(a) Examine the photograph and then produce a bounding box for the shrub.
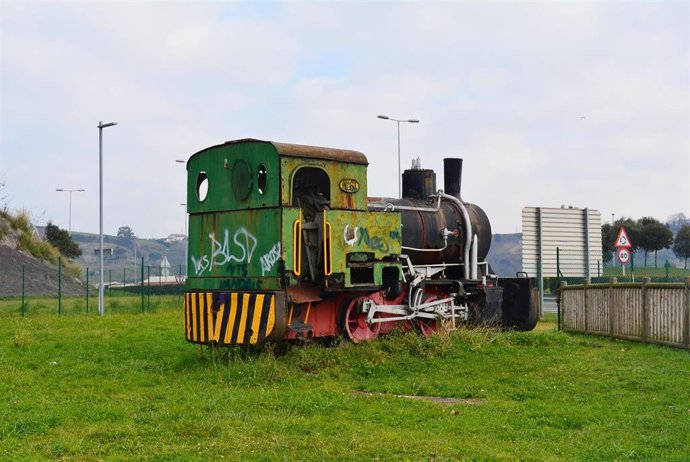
[18,232,59,264]
[10,210,32,234]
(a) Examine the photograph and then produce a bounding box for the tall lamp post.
[55,188,85,235]
[377,115,419,198]
[180,203,187,278]
[176,160,187,277]
[98,121,117,316]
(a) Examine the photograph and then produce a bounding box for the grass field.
[602,266,690,279]
[1,297,689,461]
[0,294,180,318]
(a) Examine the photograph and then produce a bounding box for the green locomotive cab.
[183,139,403,346]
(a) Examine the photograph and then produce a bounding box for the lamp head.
[377,115,390,120]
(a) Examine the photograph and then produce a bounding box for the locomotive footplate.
[184,291,287,346]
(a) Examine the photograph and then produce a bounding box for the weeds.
[13,329,33,348]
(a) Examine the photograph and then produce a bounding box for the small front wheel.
[341,296,381,343]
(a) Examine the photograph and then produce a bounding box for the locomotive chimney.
[443,158,463,199]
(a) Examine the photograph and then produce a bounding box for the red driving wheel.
[343,296,381,343]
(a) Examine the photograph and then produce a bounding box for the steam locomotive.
[182,139,538,346]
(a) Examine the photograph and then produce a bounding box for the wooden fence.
[560,278,690,349]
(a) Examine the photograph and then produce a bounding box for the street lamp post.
[98,121,117,316]
[176,160,188,277]
[180,203,187,278]
[611,213,616,267]
[377,115,420,198]
[55,188,85,235]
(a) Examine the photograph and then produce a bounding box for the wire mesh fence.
[2,258,186,317]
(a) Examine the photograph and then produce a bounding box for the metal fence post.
[21,264,25,317]
[141,257,144,313]
[86,268,90,313]
[631,252,635,283]
[58,256,62,315]
[558,280,566,331]
[123,268,126,296]
[108,269,112,296]
[147,265,150,310]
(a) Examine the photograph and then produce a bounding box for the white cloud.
[1,0,687,238]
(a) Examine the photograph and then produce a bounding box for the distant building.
[165,234,186,243]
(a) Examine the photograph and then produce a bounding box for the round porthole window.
[232,159,251,201]
[196,171,209,202]
[257,164,267,195]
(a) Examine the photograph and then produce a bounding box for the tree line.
[602,213,690,269]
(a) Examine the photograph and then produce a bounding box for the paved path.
[543,294,558,313]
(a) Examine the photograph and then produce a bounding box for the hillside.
[0,214,83,297]
[68,231,186,282]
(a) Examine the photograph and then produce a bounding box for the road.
[542,294,558,313]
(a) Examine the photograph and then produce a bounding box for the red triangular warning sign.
[614,227,632,249]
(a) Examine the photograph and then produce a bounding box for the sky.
[1,0,688,238]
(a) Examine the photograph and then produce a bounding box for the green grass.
[1,301,689,461]
[603,266,690,279]
[0,295,180,318]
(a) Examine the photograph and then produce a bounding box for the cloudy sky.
[1,1,688,238]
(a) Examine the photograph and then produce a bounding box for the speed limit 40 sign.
[617,248,630,265]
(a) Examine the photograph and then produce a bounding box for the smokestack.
[443,158,463,199]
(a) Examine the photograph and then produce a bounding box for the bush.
[18,232,60,264]
[45,222,82,258]
[10,210,32,234]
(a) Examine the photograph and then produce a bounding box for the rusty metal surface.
[188,138,368,166]
[272,141,368,165]
[366,197,491,266]
[286,284,323,304]
[280,157,369,211]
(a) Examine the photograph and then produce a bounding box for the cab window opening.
[196,171,209,202]
[258,164,267,195]
[292,167,330,220]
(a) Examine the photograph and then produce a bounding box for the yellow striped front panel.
[184,292,278,346]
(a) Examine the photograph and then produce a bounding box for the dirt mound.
[0,215,84,297]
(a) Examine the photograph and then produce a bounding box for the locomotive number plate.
[339,178,360,193]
